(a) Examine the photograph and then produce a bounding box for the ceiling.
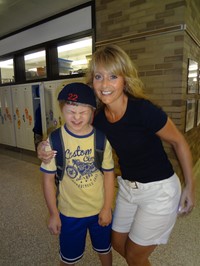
[0,0,89,39]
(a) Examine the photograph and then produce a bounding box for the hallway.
[0,150,199,266]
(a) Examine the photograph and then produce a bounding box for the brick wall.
[95,0,200,179]
[95,0,185,41]
[185,0,200,41]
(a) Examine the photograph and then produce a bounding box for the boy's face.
[61,103,94,135]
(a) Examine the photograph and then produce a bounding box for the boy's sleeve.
[101,139,114,171]
[40,137,57,174]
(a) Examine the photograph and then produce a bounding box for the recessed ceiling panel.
[0,0,89,38]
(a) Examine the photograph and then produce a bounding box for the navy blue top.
[93,98,174,183]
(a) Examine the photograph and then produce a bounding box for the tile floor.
[0,148,199,266]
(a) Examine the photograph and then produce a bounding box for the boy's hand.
[98,208,112,227]
[37,140,57,164]
[48,213,61,235]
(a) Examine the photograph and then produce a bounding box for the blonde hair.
[86,44,147,100]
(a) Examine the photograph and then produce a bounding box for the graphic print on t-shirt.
[65,145,98,188]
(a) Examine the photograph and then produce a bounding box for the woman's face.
[93,66,126,106]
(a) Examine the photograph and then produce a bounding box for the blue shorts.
[59,213,112,264]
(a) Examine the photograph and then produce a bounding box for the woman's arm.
[156,117,195,214]
[43,173,61,234]
[98,170,115,226]
[37,141,57,164]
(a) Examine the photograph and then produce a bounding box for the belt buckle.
[129,181,138,189]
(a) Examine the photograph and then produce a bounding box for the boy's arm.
[98,170,115,226]
[43,172,61,235]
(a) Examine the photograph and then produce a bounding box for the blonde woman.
[86,45,195,266]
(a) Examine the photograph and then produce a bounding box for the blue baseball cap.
[57,82,96,109]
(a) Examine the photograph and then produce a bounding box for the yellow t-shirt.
[40,125,114,218]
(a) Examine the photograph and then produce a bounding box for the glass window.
[25,50,46,80]
[57,37,92,76]
[0,59,15,84]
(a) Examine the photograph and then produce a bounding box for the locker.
[42,80,63,136]
[11,84,37,151]
[0,86,16,146]
[0,79,86,150]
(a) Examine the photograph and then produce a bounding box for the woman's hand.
[37,140,56,164]
[178,185,195,215]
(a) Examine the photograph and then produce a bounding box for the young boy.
[40,82,115,266]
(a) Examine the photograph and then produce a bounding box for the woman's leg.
[112,230,156,266]
[125,238,156,266]
[112,230,129,258]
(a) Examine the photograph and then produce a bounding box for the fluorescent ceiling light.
[28,68,37,72]
[25,51,46,61]
[58,39,92,53]
[0,59,13,68]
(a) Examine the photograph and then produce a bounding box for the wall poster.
[199,68,200,94]
[185,99,196,132]
[197,99,200,126]
[187,59,198,94]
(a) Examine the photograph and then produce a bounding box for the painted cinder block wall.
[95,0,200,180]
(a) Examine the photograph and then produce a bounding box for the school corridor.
[0,148,199,266]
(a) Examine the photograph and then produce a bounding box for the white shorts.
[112,173,181,246]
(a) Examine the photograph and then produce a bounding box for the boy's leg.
[89,214,112,266]
[98,250,112,266]
[59,213,87,265]
[60,261,75,266]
